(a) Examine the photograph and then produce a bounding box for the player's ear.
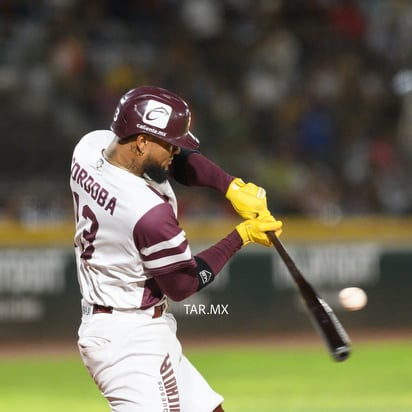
[135,134,148,155]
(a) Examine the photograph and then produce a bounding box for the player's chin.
[144,163,169,183]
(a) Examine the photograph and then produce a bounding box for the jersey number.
[73,192,99,260]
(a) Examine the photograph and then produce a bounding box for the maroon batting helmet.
[110,86,200,150]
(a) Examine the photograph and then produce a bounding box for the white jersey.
[70,130,193,310]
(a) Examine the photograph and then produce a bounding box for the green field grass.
[0,339,410,412]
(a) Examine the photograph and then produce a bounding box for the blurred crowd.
[1,0,412,225]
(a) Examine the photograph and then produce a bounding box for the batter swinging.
[70,86,282,411]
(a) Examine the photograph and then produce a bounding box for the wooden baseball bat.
[267,231,351,362]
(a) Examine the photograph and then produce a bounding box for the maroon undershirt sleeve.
[157,151,241,300]
[196,230,242,274]
[170,150,235,193]
[154,230,243,301]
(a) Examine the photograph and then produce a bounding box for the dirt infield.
[0,328,410,358]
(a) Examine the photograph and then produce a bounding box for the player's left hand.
[236,214,283,247]
[226,177,269,219]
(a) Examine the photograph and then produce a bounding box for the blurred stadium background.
[0,0,411,349]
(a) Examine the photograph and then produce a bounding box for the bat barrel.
[268,230,352,363]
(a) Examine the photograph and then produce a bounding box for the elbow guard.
[194,256,215,290]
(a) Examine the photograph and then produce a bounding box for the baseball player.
[70,86,282,412]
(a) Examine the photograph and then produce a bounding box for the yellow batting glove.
[226,178,269,219]
[236,215,283,247]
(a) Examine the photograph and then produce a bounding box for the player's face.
[143,136,180,183]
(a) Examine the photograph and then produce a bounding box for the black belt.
[92,303,166,318]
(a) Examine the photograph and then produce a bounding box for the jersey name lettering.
[71,161,117,215]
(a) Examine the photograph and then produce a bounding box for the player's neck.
[102,148,143,177]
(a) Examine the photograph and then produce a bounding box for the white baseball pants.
[78,304,223,411]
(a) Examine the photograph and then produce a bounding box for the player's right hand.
[236,215,282,247]
[225,177,269,219]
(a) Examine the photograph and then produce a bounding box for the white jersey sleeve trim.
[140,231,187,256]
[143,245,192,270]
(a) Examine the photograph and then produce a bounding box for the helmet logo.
[142,100,172,129]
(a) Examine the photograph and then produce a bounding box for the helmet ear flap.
[110,86,200,150]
